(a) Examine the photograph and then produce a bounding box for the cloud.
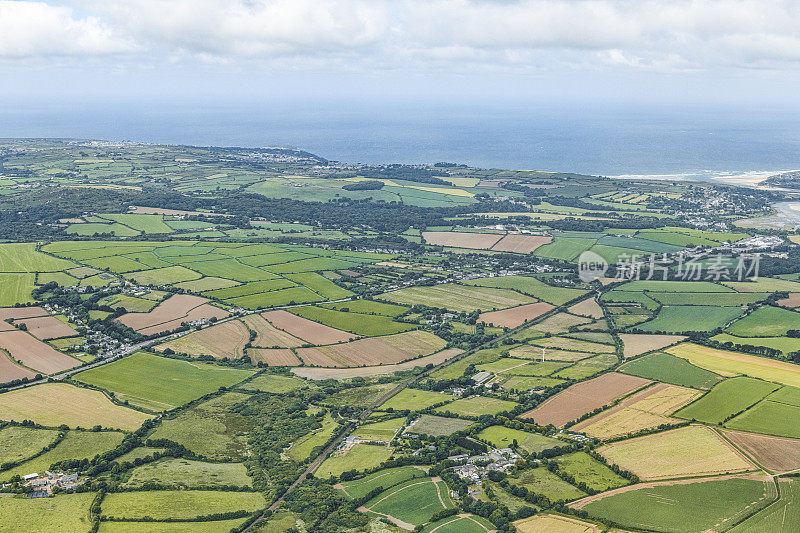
[5,0,800,72]
[0,1,133,57]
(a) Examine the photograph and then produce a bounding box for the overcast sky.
[2,0,800,104]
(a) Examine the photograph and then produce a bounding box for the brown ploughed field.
[0,330,81,374]
[261,310,358,345]
[478,302,554,328]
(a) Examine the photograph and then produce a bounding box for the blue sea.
[2,99,800,180]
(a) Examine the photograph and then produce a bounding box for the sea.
[2,99,800,183]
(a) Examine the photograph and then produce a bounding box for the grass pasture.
[289,305,414,336]
[633,305,745,334]
[513,514,601,533]
[353,417,405,442]
[380,284,535,313]
[408,414,472,437]
[421,514,495,533]
[433,396,517,417]
[238,373,308,394]
[725,397,800,439]
[511,467,586,502]
[731,478,800,532]
[286,413,338,461]
[477,426,562,454]
[100,490,266,520]
[317,444,393,478]
[0,492,94,533]
[725,305,800,337]
[380,388,452,412]
[124,458,252,488]
[0,425,60,465]
[554,452,630,492]
[464,275,589,305]
[74,351,254,411]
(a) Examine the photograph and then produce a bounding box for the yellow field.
[598,425,755,481]
[0,383,151,430]
[573,384,701,440]
[514,514,600,533]
[666,343,800,387]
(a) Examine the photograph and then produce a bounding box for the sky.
[2,0,800,106]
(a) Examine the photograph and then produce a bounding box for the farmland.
[3,141,800,531]
[74,351,254,411]
[598,425,755,480]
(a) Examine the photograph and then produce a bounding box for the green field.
[725,306,800,337]
[553,354,618,380]
[0,492,94,533]
[337,466,427,500]
[511,467,585,502]
[711,333,800,355]
[730,478,800,532]
[322,383,397,409]
[364,477,455,526]
[620,352,722,389]
[675,376,780,424]
[317,444,393,478]
[321,299,408,317]
[554,452,630,492]
[380,284,535,313]
[124,458,252,488]
[379,388,452,411]
[0,243,76,272]
[151,393,251,460]
[289,305,414,336]
[74,351,254,411]
[0,273,36,306]
[353,417,405,441]
[477,426,562,453]
[725,396,800,438]
[100,490,266,520]
[634,305,745,333]
[2,430,124,481]
[463,275,589,305]
[581,477,774,533]
[101,213,175,234]
[433,396,517,417]
[0,425,60,466]
[421,514,495,533]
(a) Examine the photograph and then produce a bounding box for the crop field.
[675,376,780,424]
[554,452,630,492]
[0,382,151,430]
[247,348,301,366]
[322,299,408,317]
[100,490,266,520]
[0,274,38,306]
[0,492,94,533]
[633,305,745,333]
[725,306,800,337]
[336,466,427,500]
[296,330,447,367]
[0,330,81,374]
[511,313,592,339]
[464,275,589,306]
[618,333,686,358]
[291,349,461,379]
[0,425,60,465]
[777,292,800,308]
[321,383,397,409]
[117,294,229,335]
[98,519,247,532]
[723,430,800,472]
[352,417,405,441]
[380,283,535,313]
[156,319,250,359]
[511,467,586,501]
[598,425,755,480]
[619,351,722,388]
[514,514,601,533]
[578,476,774,533]
[42,240,388,309]
[241,314,304,347]
[422,231,503,249]
[289,305,414,336]
[477,426,562,453]
[124,458,252,488]
[422,514,496,533]
[433,396,518,417]
[477,302,554,328]
[573,383,701,439]
[725,397,800,439]
[2,430,124,481]
[17,315,78,340]
[74,351,254,411]
[0,351,36,383]
[731,478,800,532]
[362,477,455,527]
[151,393,251,459]
[522,372,651,427]
[261,310,358,344]
[711,333,800,355]
[380,388,452,411]
[534,237,597,261]
[501,375,567,391]
[408,414,473,436]
[317,443,393,478]
[552,354,619,380]
[509,345,594,363]
[666,343,800,388]
[567,298,604,319]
